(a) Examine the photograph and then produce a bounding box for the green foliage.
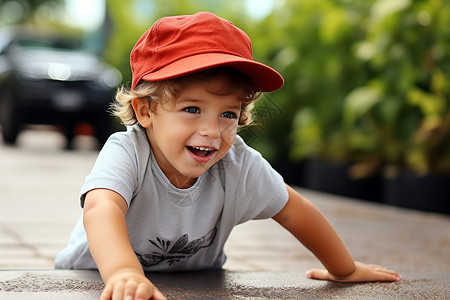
[242,0,372,163]
[251,0,450,176]
[0,0,64,25]
[341,0,450,176]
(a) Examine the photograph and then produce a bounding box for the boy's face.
[145,76,242,188]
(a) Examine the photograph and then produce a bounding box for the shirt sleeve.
[232,140,289,224]
[79,132,143,208]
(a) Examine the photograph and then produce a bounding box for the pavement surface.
[1,128,450,299]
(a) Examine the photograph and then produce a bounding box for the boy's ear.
[132,98,152,128]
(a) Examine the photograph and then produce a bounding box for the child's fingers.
[373,269,401,281]
[367,264,402,281]
[380,273,402,282]
[134,282,151,300]
[305,268,330,280]
[112,281,126,300]
[306,263,401,282]
[124,280,138,299]
[100,284,113,300]
[376,269,402,281]
[133,282,167,300]
[152,286,168,300]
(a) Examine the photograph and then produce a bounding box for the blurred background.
[0,0,449,215]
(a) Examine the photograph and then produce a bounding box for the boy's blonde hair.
[111,67,261,127]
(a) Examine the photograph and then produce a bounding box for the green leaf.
[408,88,444,116]
[343,85,382,128]
[371,0,411,20]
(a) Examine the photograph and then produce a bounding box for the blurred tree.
[240,0,375,162]
[0,0,64,24]
[240,0,450,178]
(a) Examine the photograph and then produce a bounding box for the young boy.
[55,12,400,300]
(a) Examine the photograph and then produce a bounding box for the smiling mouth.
[187,146,216,157]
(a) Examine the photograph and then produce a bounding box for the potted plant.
[335,0,450,213]
[252,0,450,214]
[253,0,383,200]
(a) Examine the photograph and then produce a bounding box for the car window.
[15,36,83,51]
[0,33,12,54]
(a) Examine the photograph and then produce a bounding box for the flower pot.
[301,158,382,202]
[273,158,306,187]
[383,173,450,215]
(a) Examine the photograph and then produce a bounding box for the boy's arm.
[83,189,166,299]
[272,185,401,282]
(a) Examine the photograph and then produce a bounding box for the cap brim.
[140,53,284,92]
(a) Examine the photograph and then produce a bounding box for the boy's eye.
[221,111,238,119]
[184,107,200,114]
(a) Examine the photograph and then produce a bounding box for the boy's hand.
[100,268,166,300]
[306,261,401,283]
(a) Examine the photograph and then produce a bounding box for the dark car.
[0,27,122,148]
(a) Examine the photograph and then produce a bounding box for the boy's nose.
[199,117,220,139]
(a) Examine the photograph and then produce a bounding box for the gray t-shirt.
[55,125,288,271]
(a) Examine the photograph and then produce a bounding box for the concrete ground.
[1,128,450,299]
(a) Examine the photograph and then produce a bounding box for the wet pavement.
[1,269,449,299]
[1,128,450,299]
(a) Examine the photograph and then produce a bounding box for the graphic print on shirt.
[135,227,217,267]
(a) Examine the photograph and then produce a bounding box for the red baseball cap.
[130,12,284,92]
